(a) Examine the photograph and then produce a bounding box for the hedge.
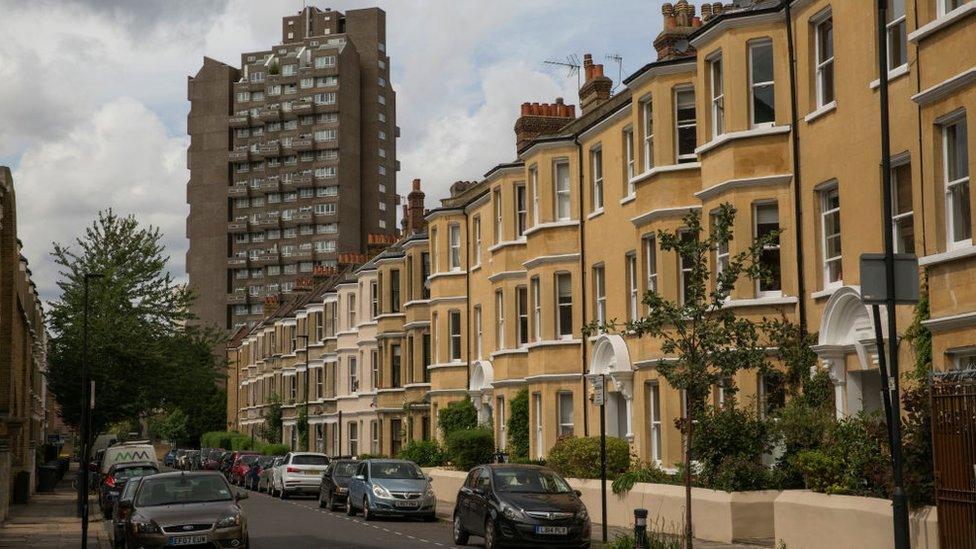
[445,428,494,471]
[261,443,289,456]
[397,439,447,467]
[546,436,630,480]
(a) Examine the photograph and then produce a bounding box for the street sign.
[860,253,920,304]
[592,374,605,406]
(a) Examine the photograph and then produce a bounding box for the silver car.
[271,452,329,499]
[346,459,436,521]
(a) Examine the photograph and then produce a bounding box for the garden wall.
[774,490,939,549]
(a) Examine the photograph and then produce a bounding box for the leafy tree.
[437,398,478,439]
[586,204,775,548]
[259,394,283,443]
[506,388,530,459]
[297,404,309,451]
[900,273,934,506]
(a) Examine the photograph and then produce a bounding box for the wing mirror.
[427,476,434,483]
[574,490,582,497]
[353,474,365,481]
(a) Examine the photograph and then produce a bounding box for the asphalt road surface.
[240,490,474,549]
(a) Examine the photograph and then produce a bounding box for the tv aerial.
[606,53,624,92]
[544,54,582,89]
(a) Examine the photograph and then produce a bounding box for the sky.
[0,0,666,303]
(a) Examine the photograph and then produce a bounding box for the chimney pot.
[412,178,421,191]
[593,64,604,78]
[521,103,531,115]
[555,97,564,105]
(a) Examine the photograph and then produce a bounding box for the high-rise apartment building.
[187,6,398,332]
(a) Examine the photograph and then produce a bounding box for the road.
[240,491,474,549]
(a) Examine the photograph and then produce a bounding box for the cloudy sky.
[0,0,666,302]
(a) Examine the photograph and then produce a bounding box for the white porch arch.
[813,286,886,418]
[588,334,635,441]
[469,360,495,425]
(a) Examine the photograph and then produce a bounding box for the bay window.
[943,115,970,248]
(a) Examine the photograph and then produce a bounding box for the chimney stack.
[654,0,702,61]
[406,178,427,234]
[513,97,576,152]
[579,53,613,115]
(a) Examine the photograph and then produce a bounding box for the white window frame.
[531,277,542,342]
[891,159,914,254]
[814,14,835,108]
[884,0,907,71]
[709,54,725,138]
[493,189,504,243]
[648,383,662,463]
[495,290,505,350]
[516,285,529,347]
[554,161,571,221]
[748,39,775,127]
[675,87,697,163]
[473,216,482,266]
[713,212,730,283]
[349,356,358,393]
[515,183,527,237]
[530,167,540,227]
[679,231,695,305]
[938,0,966,17]
[533,393,543,459]
[449,309,462,362]
[555,272,573,340]
[820,185,843,286]
[448,223,462,271]
[593,265,606,326]
[943,114,971,250]
[590,147,604,212]
[641,96,654,171]
[497,396,507,450]
[474,305,483,359]
[627,253,639,322]
[644,235,658,294]
[755,202,782,297]
[623,127,636,194]
[557,392,574,437]
[370,280,379,319]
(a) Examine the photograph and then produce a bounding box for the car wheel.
[279,488,289,500]
[318,491,326,508]
[362,497,373,521]
[345,497,356,516]
[452,513,469,545]
[484,517,497,549]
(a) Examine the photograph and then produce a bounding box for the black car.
[452,464,590,549]
[244,456,275,491]
[112,476,146,548]
[317,459,358,511]
[99,461,158,518]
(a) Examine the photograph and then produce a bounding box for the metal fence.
[931,371,976,548]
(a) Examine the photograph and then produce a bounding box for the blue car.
[346,459,437,521]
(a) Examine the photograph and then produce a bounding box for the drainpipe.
[785,0,808,334]
[575,136,590,437]
[912,0,927,254]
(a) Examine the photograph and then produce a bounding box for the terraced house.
[229,0,975,467]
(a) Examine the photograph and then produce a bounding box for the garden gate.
[931,370,976,548]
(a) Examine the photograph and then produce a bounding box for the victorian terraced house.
[229,0,975,467]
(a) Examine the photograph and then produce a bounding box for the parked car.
[98,461,159,518]
[270,452,329,499]
[451,464,590,549]
[318,459,358,511]
[258,456,284,493]
[112,476,145,548]
[230,453,261,486]
[219,452,236,477]
[99,441,158,476]
[244,456,276,491]
[118,471,249,549]
[162,450,176,468]
[346,459,436,521]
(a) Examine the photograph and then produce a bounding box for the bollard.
[633,508,648,549]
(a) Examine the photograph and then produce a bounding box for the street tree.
[585,204,775,548]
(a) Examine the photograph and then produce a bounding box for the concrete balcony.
[292,101,313,115]
[229,148,250,163]
[253,216,280,229]
[228,219,249,233]
[261,176,280,193]
[260,141,280,156]
[259,105,280,121]
[280,211,313,227]
[313,102,337,115]
[293,137,313,151]
[281,173,312,189]
[314,138,339,151]
[228,184,249,197]
[228,256,249,268]
[254,251,280,265]
[228,290,248,304]
[229,114,250,128]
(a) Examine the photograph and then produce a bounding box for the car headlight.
[501,504,525,522]
[371,484,391,498]
[577,505,589,521]
[215,513,242,528]
[424,486,435,499]
[131,519,159,534]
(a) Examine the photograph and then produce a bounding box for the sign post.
[592,374,607,543]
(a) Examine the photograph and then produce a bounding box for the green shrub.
[792,413,888,497]
[397,439,447,467]
[445,428,494,471]
[773,398,836,488]
[201,431,249,451]
[438,398,478,439]
[612,461,677,494]
[261,443,289,456]
[546,436,629,480]
[357,453,385,460]
[506,388,529,460]
[230,434,257,451]
[693,405,776,491]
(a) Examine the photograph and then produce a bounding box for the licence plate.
[168,535,207,545]
[394,500,419,508]
[307,469,323,475]
[535,526,568,535]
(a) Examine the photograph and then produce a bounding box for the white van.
[99,441,158,474]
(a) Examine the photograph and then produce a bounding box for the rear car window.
[292,455,328,466]
[333,462,358,477]
[115,466,157,480]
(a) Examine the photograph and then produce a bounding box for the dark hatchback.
[452,464,590,549]
[317,459,358,511]
[98,461,158,519]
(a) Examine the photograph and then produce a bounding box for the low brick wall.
[774,490,939,549]
[423,468,778,544]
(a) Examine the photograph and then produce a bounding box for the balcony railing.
[229,114,250,128]
[259,105,280,121]
[229,148,250,162]
[228,290,248,304]
[228,219,249,233]
[260,141,280,156]
[292,101,313,115]
[228,184,249,197]
[228,256,248,267]
[293,137,313,151]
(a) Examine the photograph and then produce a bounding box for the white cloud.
[14,98,188,301]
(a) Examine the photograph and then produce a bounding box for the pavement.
[0,463,111,548]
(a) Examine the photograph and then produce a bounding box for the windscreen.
[492,469,572,494]
[370,461,424,480]
[115,465,157,480]
[333,462,359,477]
[135,475,233,507]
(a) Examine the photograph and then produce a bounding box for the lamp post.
[296,334,310,451]
[78,272,102,549]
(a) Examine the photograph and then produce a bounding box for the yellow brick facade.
[229,0,976,466]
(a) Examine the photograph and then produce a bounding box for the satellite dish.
[675,39,690,54]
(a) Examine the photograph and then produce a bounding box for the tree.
[259,394,283,444]
[506,388,530,460]
[587,204,774,548]
[437,398,478,439]
[46,210,223,440]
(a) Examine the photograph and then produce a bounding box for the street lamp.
[296,335,310,451]
[77,271,102,549]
